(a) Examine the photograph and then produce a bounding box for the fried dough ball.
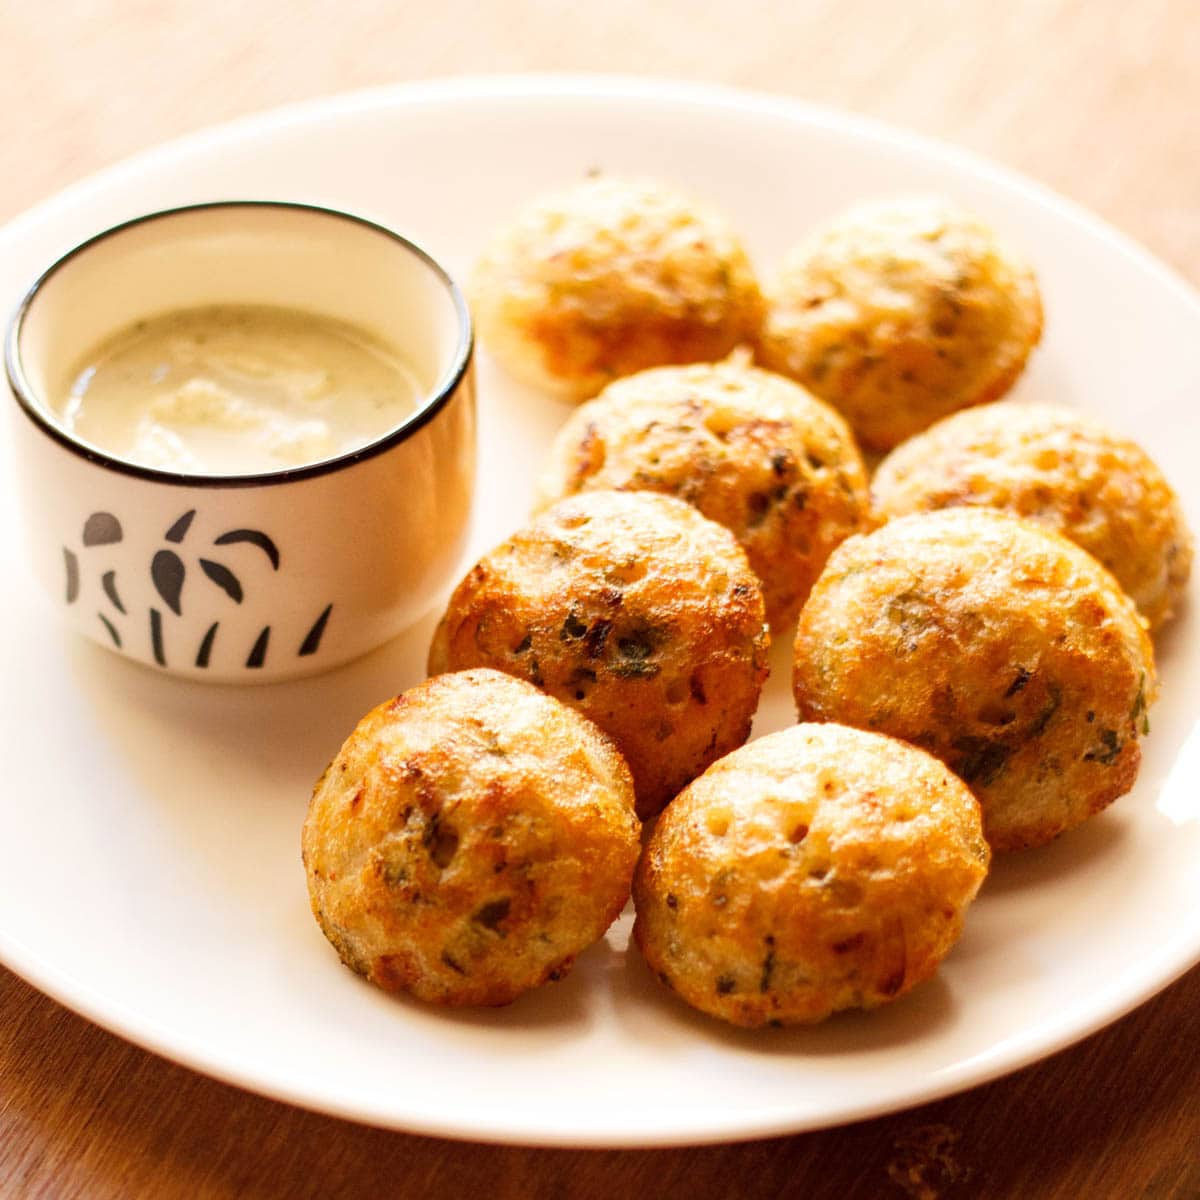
[470,176,763,400]
[302,669,640,1007]
[429,492,770,819]
[757,195,1043,450]
[872,402,1193,631]
[536,355,871,630]
[633,723,989,1027]
[793,510,1156,852]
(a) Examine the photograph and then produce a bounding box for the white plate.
[3,76,1199,1148]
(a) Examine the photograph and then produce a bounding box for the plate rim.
[2,72,1199,1148]
[5,72,1198,320]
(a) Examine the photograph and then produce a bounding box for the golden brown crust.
[633,723,989,1027]
[872,402,1193,630]
[301,669,640,1006]
[428,491,770,818]
[536,355,871,630]
[756,195,1043,451]
[470,176,763,400]
[791,509,1156,851]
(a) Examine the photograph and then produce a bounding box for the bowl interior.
[13,203,468,464]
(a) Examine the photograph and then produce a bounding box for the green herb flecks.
[951,736,1012,787]
[560,609,588,641]
[610,626,661,679]
[1029,685,1063,738]
[759,936,777,993]
[1084,729,1122,765]
[887,589,933,652]
[1131,672,1150,736]
[1004,666,1032,698]
[584,618,613,658]
[441,950,468,975]
[472,898,511,934]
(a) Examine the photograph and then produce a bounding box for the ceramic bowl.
[5,201,475,682]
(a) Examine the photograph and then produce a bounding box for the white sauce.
[59,305,423,474]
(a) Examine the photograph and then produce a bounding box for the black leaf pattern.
[101,570,126,614]
[199,559,244,603]
[165,510,197,544]
[151,550,185,615]
[63,548,79,604]
[64,503,315,671]
[298,604,332,657]
[82,512,123,546]
[246,626,270,668]
[214,529,280,570]
[195,622,219,668]
[149,608,165,666]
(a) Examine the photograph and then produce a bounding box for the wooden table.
[3,3,1198,1196]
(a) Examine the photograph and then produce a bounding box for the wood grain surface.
[2,2,1199,1197]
